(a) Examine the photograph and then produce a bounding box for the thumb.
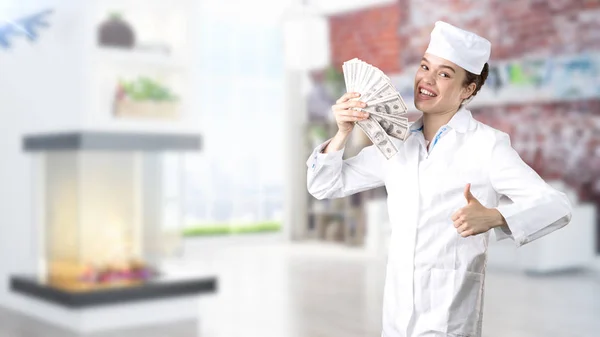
[464,183,477,204]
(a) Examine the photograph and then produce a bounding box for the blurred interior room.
[0,0,599,336]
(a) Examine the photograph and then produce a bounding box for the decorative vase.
[98,13,135,48]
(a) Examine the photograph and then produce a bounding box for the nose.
[423,72,435,86]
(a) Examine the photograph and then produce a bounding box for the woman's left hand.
[451,183,507,237]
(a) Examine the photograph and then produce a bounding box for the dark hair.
[463,63,489,98]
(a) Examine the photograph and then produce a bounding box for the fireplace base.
[10,274,216,308]
[9,274,217,333]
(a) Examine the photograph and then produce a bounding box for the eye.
[440,72,450,78]
[421,64,428,70]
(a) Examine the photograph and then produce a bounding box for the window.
[183,3,286,235]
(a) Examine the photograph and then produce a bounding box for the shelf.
[93,47,186,71]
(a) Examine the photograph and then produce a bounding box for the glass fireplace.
[23,132,200,293]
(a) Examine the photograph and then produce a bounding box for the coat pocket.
[429,268,484,336]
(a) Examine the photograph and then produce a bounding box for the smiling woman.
[414,55,483,118]
[414,56,490,124]
[307,20,572,337]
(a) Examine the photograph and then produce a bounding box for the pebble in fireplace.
[79,260,156,286]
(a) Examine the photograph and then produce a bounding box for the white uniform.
[306,107,572,337]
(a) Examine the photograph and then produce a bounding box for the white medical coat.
[306,107,572,337]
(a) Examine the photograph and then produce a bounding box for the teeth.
[420,88,436,97]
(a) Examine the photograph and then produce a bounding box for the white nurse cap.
[425,21,491,75]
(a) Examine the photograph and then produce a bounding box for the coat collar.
[409,106,475,134]
[447,106,475,133]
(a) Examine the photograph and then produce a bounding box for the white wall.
[0,0,80,309]
[1,0,84,133]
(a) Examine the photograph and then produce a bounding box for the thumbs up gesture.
[451,183,506,238]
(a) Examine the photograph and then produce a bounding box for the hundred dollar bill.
[362,109,408,125]
[360,75,388,102]
[356,118,398,159]
[369,114,410,141]
[352,106,408,125]
[342,58,412,159]
[369,82,402,103]
[364,93,408,116]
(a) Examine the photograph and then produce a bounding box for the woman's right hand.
[331,92,370,134]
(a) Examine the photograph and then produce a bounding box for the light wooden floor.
[1,243,599,337]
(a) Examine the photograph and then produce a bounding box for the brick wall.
[328,2,407,73]
[490,0,600,59]
[328,0,600,71]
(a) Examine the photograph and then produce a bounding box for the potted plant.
[114,76,180,119]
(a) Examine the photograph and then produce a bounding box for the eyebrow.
[421,57,456,73]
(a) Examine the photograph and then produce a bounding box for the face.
[413,53,475,115]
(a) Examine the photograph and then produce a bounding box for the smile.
[419,88,437,97]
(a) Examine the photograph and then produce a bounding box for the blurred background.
[0,0,599,336]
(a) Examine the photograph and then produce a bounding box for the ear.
[460,82,476,100]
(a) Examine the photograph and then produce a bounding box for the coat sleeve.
[306,139,385,200]
[490,133,572,247]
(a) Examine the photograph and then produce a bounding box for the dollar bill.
[356,118,398,159]
[367,92,407,108]
[363,100,407,117]
[369,114,410,141]
[368,82,401,102]
[342,58,411,159]
[363,109,408,126]
[360,76,388,102]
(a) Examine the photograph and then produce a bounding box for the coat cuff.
[306,139,344,172]
[494,205,530,246]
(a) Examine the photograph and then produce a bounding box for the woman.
[306,21,572,337]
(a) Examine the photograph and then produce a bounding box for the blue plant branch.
[0,9,53,49]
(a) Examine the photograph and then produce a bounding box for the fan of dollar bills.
[342,58,410,159]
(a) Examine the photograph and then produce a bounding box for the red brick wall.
[328,0,600,70]
[328,2,407,73]
[490,0,600,59]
